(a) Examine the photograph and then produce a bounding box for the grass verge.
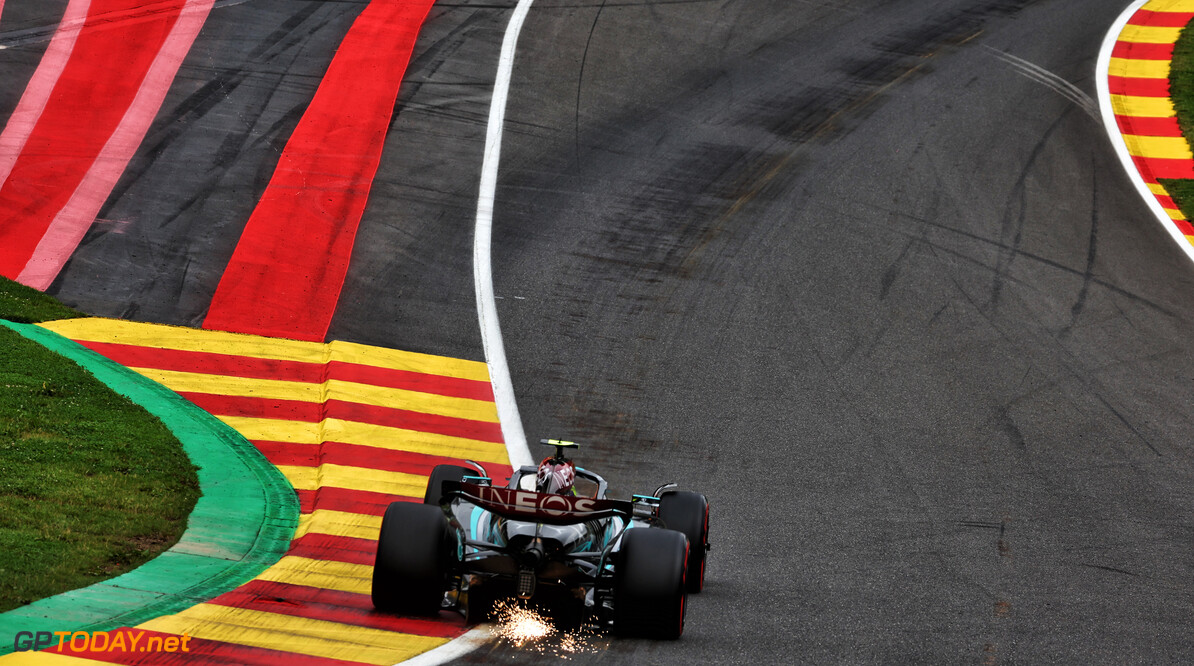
[0,277,199,612]
[1160,19,1194,215]
[0,278,85,324]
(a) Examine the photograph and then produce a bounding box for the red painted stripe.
[330,361,495,402]
[17,0,215,290]
[181,393,503,443]
[288,533,377,566]
[202,0,438,341]
[79,340,328,382]
[0,0,91,189]
[327,399,501,441]
[1108,75,1170,97]
[209,579,467,638]
[77,341,494,401]
[1112,41,1174,60]
[254,440,511,479]
[1116,114,1184,137]
[181,392,324,421]
[44,628,370,665]
[254,440,321,467]
[1128,10,1194,27]
[0,0,184,280]
[1156,194,1180,210]
[296,487,416,516]
[1177,219,1194,235]
[1133,155,1194,179]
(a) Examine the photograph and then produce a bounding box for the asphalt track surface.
[6,0,1194,663]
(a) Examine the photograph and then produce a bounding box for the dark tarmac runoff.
[4,0,1194,662]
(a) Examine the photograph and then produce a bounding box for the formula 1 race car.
[370,440,710,639]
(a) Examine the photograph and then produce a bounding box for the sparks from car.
[490,600,597,655]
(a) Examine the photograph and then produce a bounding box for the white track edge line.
[395,629,491,666]
[393,3,537,664]
[1095,0,1194,266]
[472,0,536,472]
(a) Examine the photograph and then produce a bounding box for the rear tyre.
[614,528,688,639]
[658,491,710,593]
[372,502,455,614]
[424,464,473,505]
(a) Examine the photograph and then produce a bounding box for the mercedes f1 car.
[370,440,710,639]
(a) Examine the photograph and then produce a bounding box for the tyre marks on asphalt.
[1106,2,1194,241]
[0,0,214,290]
[23,317,514,665]
[201,0,437,343]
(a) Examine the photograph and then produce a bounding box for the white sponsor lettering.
[470,484,610,519]
[515,490,537,510]
[541,494,570,517]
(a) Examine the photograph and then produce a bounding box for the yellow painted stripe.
[1150,181,1173,195]
[134,367,328,401]
[1186,234,1194,245]
[1108,56,1170,79]
[1122,133,1194,159]
[254,556,373,595]
[277,463,427,498]
[217,416,510,464]
[1144,0,1194,12]
[128,368,499,422]
[0,653,113,665]
[1166,207,1187,220]
[1110,93,1177,118]
[331,340,490,382]
[329,377,499,421]
[1118,24,1183,44]
[141,604,445,665]
[39,318,490,381]
[296,509,382,540]
[40,318,330,363]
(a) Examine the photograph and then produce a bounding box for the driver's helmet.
[536,457,576,495]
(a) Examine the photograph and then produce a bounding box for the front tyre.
[658,491,710,592]
[372,502,455,614]
[614,528,688,639]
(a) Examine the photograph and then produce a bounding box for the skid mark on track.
[560,0,1043,302]
[574,0,609,174]
[100,1,345,213]
[1059,170,1101,339]
[984,46,1100,120]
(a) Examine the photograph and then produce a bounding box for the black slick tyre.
[658,491,710,593]
[424,464,473,505]
[614,528,688,639]
[371,501,455,614]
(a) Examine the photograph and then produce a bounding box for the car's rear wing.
[443,481,634,525]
